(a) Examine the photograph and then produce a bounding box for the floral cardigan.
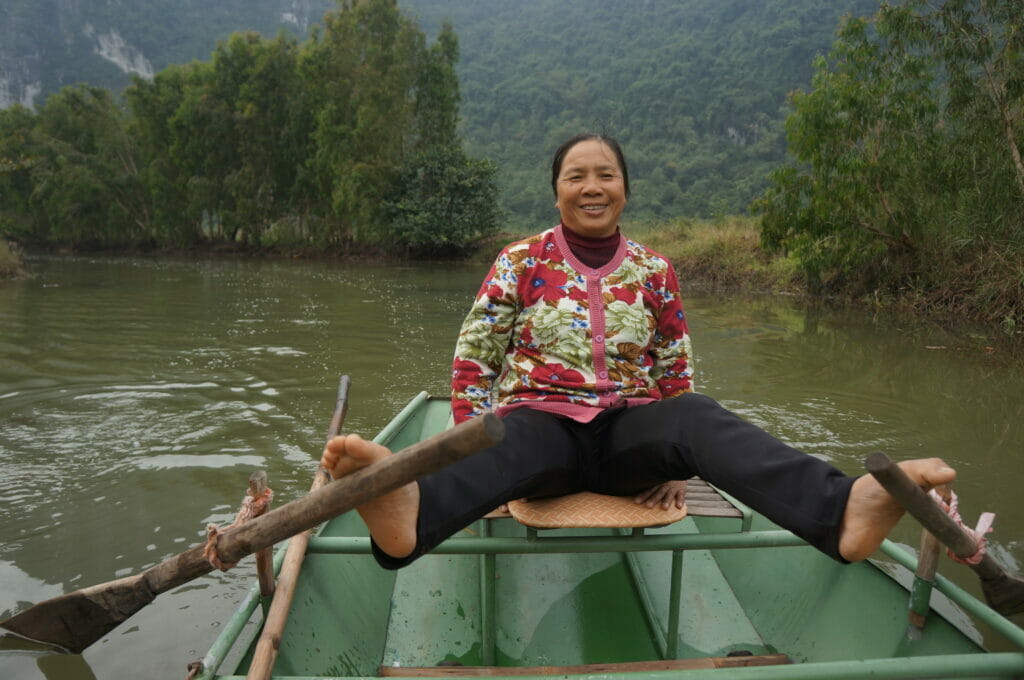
[451,225,692,425]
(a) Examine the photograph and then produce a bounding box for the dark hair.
[550,133,630,198]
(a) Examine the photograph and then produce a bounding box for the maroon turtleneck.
[561,224,622,269]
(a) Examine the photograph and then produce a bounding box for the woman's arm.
[451,255,519,424]
[649,262,693,397]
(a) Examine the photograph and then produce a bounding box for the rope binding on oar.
[929,488,995,566]
[203,486,274,571]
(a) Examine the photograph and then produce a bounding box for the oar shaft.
[865,452,978,558]
[247,376,352,680]
[865,452,1007,582]
[865,452,1024,618]
[154,412,503,595]
[0,413,503,653]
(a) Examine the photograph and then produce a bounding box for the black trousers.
[372,392,856,568]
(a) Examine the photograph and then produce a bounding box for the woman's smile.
[555,139,626,238]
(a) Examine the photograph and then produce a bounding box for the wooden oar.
[906,484,949,638]
[865,452,1024,617]
[0,411,504,654]
[246,376,351,680]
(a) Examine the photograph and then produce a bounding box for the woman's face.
[554,139,627,238]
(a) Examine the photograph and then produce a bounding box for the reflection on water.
[1,256,1023,677]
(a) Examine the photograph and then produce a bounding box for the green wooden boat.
[195,393,1024,680]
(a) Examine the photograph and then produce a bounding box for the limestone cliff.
[0,0,332,108]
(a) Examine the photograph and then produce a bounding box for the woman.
[322,133,955,568]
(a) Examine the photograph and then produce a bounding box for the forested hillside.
[400,0,881,227]
[2,0,880,228]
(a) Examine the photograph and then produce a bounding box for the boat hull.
[201,394,1024,679]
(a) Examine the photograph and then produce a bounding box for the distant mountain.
[1,0,882,222]
[399,0,882,224]
[0,0,334,108]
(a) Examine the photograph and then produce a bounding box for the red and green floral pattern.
[451,225,692,424]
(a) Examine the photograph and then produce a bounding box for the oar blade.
[1,574,153,654]
[981,571,1024,617]
[1,412,505,654]
[866,452,1024,618]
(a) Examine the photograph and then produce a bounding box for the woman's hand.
[634,480,687,509]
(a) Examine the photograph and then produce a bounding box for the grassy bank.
[632,216,1022,347]
[474,216,796,292]
[625,216,798,292]
[0,241,26,279]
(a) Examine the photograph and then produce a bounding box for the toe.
[904,458,957,488]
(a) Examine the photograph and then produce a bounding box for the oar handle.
[216,412,504,570]
[247,375,353,680]
[864,452,978,558]
[326,375,351,442]
[313,376,352,488]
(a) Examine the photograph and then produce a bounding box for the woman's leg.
[588,393,855,560]
[372,408,586,569]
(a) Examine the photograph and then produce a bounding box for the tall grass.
[626,216,798,291]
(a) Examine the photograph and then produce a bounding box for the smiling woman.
[552,135,630,238]
[318,133,958,572]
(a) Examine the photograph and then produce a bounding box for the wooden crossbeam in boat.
[683,478,743,519]
[380,654,791,676]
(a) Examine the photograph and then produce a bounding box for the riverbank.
[0,241,26,279]
[469,216,798,293]
[10,215,1021,350]
[475,215,1022,353]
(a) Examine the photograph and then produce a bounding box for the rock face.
[0,0,333,109]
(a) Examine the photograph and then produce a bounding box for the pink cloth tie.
[930,489,994,566]
[203,487,273,571]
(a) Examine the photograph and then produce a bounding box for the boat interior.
[202,395,1024,680]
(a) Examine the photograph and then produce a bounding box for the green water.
[1,255,1022,678]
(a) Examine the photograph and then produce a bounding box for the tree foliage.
[5,0,882,230]
[757,0,1024,328]
[402,0,881,230]
[0,0,498,254]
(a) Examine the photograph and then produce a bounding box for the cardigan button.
[598,370,608,379]
[594,334,604,343]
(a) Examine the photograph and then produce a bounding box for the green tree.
[0,105,40,240]
[757,0,1024,326]
[125,64,205,245]
[383,145,499,255]
[3,0,499,255]
[26,86,146,247]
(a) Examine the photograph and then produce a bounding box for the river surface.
[1,255,1022,679]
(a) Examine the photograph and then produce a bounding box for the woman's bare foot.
[320,434,420,559]
[838,458,956,562]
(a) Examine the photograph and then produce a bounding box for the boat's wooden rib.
[682,478,743,518]
[379,654,792,676]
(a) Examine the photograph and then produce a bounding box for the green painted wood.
[381,552,485,668]
[215,651,1024,679]
[626,521,770,660]
[700,513,986,664]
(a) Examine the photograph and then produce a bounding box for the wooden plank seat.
[380,654,792,676]
[482,477,742,528]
